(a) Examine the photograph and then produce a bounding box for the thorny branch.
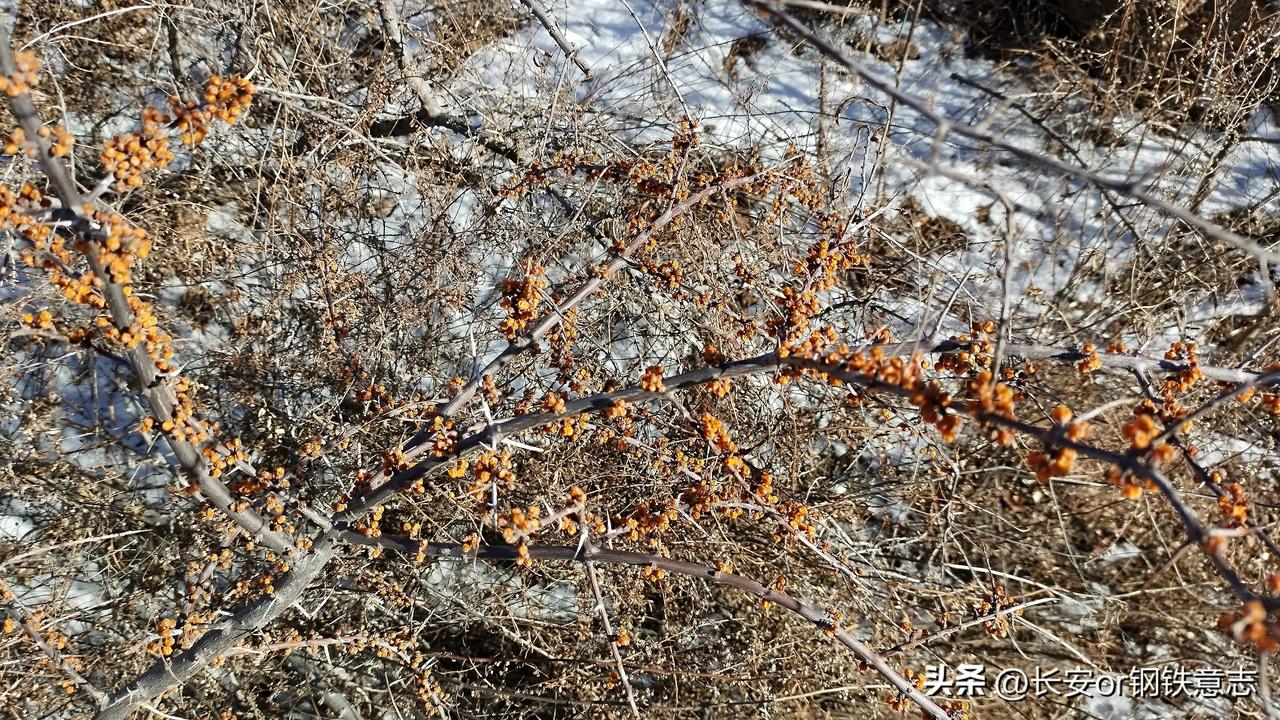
[747,0,1280,271]
[0,26,294,554]
[9,6,1280,719]
[337,536,954,720]
[1,579,108,709]
[344,170,774,514]
[88,319,1280,718]
[516,0,594,79]
[583,554,640,717]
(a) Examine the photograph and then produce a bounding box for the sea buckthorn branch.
[583,551,640,716]
[6,326,131,366]
[515,0,594,79]
[372,0,608,275]
[95,335,1270,718]
[92,533,340,720]
[788,333,1270,391]
[333,348,797,521]
[343,171,772,507]
[692,349,1280,613]
[368,3,607,253]
[0,579,108,709]
[1150,368,1280,448]
[1128,368,1280,561]
[1183,453,1280,560]
[882,596,1058,656]
[337,336,1279,521]
[828,346,1276,614]
[376,0,443,119]
[14,324,317,549]
[94,336,1278,716]
[975,410,1272,607]
[96,352,784,717]
[0,28,294,554]
[746,0,1280,268]
[947,338,1272,386]
[19,613,107,707]
[373,0,519,164]
[335,534,953,720]
[778,352,1280,645]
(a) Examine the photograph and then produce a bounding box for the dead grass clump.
[951,0,1280,126]
[401,1,526,82]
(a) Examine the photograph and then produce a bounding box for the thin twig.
[339,535,953,720]
[746,0,1280,269]
[516,0,593,78]
[882,597,1057,655]
[1,579,108,709]
[583,553,640,716]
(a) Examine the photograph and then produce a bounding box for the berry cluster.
[467,450,516,501]
[19,308,53,329]
[499,505,543,543]
[0,50,39,96]
[100,108,175,189]
[498,261,547,339]
[974,585,1022,638]
[1217,482,1249,526]
[614,500,678,542]
[1025,405,1092,483]
[639,365,665,393]
[148,618,179,657]
[0,125,64,158]
[603,397,629,418]
[1219,600,1279,653]
[1077,341,1102,373]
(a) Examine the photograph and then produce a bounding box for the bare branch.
[746,0,1280,267]
[516,0,594,79]
[92,536,339,720]
[339,535,954,720]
